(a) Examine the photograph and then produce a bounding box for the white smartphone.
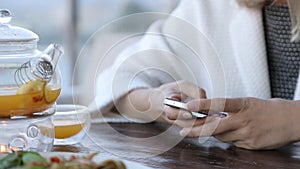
[163,98,207,118]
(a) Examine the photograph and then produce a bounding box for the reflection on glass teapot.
[0,9,63,118]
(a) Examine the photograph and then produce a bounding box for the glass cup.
[52,104,91,145]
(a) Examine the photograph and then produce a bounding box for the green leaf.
[21,152,46,165]
[0,153,21,169]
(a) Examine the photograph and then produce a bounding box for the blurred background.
[2,0,179,105]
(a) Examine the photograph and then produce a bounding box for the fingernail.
[183,112,193,119]
[180,129,188,137]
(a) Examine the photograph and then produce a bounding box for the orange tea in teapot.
[0,10,63,118]
[0,79,60,117]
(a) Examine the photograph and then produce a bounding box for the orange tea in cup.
[53,120,86,139]
[52,104,91,145]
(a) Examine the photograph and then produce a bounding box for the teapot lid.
[0,9,39,53]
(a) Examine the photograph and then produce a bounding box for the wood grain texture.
[53,123,300,169]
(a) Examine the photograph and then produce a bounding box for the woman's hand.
[179,97,300,150]
[116,80,206,123]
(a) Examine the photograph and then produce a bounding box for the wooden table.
[53,123,300,169]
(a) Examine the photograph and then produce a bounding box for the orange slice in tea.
[16,79,46,95]
[44,86,58,104]
[16,79,58,104]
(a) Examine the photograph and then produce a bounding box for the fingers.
[214,130,244,142]
[174,118,206,128]
[159,81,208,121]
[164,106,193,120]
[187,98,249,113]
[175,81,207,99]
[165,106,223,127]
[180,116,240,137]
[163,81,206,100]
[174,114,219,128]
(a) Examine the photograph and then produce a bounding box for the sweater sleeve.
[88,0,238,117]
[88,20,180,117]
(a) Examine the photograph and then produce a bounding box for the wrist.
[117,87,166,122]
[289,100,300,142]
[130,88,165,112]
[127,88,152,111]
[115,88,154,122]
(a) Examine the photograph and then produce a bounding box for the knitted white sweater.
[89,0,300,116]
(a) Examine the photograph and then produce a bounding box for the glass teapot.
[0,9,63,119]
